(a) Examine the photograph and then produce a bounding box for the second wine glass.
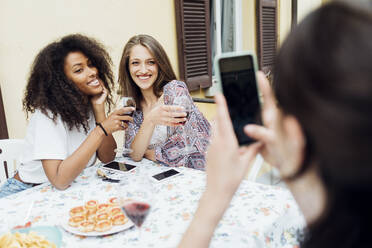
[173,95,193,163]
[116,96,136,158]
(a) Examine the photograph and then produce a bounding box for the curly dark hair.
[23,34,114,132]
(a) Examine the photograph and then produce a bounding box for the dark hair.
[118,34,177,109]
[274,1,372,247]
[23,34,114,132]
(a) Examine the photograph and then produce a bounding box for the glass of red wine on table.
[115,96,136,158]
[118,175,153,243]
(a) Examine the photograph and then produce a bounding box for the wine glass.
[173,95,193,163]
[118,176,153,243]
[115,96,136,158]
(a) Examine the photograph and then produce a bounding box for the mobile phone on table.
[214,51,262,145]
[102,161,137,173]
[150,169,181,182]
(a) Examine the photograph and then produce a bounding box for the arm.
[129,98,186,162]
[178,94,261,247]
[42,126,106,190]
[90,82,116,163]
[42,108,134,190]
[155,81,211,168]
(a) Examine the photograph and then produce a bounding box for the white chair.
[0,139,26,185]
[246,153,264,182]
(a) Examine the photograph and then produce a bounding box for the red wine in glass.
[121,98,136,121]
[122,201,151,228]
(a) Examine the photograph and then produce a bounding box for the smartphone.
[214,51,262,145]
[150,169,181,182]
[102,161,136,173]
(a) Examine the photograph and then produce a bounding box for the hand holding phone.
[214,51,262,145]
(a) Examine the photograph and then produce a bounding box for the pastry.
[78,221,95,232]
[97,203,110,214]
[69,206,85,217]
[96,213,109,222]
[85,200,98,214]
[111,214,128,225]
[110,207,122,217]
[95,220,112,232]
[68,215,85,227]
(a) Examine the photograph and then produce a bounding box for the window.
[175,0,278,91]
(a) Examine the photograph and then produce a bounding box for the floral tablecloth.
[0,158,305,247]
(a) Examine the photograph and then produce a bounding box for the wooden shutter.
[0,85,9,139]
[256,0,277,75]
[175,0,212,91]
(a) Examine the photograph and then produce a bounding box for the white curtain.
[221,0,235,52]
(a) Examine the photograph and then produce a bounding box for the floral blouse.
[124,80,211,170]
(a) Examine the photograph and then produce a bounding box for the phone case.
[213,51,262,105]
[149,169,182,183]
[213,51,263,146]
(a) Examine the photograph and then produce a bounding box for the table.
[0,158,305,247]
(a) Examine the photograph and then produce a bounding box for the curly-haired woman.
[0,34,134,198]
[118,34,211,170]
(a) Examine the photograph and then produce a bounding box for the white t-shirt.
[18,109,97,184]
[148,125,168,149]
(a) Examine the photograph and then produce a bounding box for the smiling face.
[128,45,159,93]
[64,51,102,96]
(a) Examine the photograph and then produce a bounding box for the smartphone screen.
[218,54,262,145]
[152,169,180,181]
[103,161,136,172]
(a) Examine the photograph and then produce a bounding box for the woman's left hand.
[91,79,108,106]
[144,148,156,161]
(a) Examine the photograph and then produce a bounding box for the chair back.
[0,139,26,184]
[246,154,264,182]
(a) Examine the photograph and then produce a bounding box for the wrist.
[201,189,232,219]
[190,191,228,235]
[96,122,108,136]
[143,116,156,127]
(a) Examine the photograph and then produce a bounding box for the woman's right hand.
[145,96,187,126]
[100,107,135,134]
[204,94,261,203]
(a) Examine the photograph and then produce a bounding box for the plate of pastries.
[61,197,133,236]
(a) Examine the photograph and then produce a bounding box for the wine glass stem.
[138,226,143,245]
[182,126,189,165]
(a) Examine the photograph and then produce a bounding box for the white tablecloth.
[0,158,305,247]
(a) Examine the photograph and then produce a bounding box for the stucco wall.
[0,0,323,144]
[0,0,177,145]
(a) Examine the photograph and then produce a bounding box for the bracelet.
[96,122,108,136]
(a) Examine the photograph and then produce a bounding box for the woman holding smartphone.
[0,34,134,198]
[118,34,211,170]
[179,1,372,247]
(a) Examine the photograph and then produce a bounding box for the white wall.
[0,0,178,145]
[298,0,323,22]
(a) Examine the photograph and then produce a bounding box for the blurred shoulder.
[164,80,188,90]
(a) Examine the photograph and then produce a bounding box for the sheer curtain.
[211,0,235,75]
[221,0,235,53]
